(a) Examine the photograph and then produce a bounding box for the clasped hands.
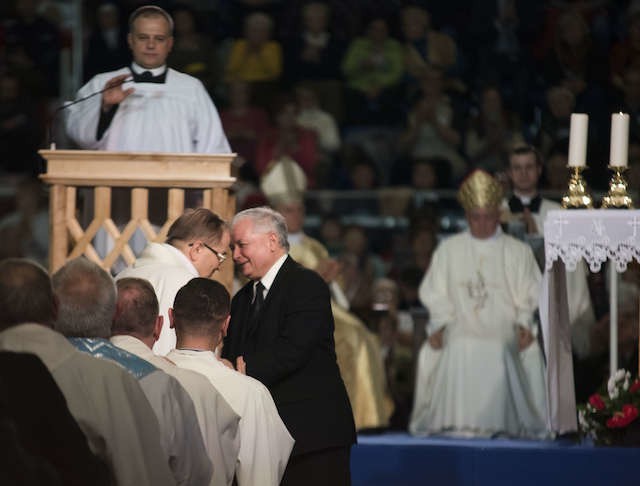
[428,325,534,351]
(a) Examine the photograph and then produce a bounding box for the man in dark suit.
[222,206,356,485]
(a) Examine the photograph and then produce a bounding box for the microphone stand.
[48,76,133,150]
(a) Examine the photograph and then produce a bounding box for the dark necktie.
[131,69,167,84]
[250,281,265,324]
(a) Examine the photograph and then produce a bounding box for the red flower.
[630,380,640,393]
[588,393,606,411]
[606,404,639,428]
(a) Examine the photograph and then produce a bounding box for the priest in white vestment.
[0,259,174,486]
[410,169,548,438]
[116,207,231,355]
[65,5,229,154]
[52,257,212,486]
[112,277,241,486]
[166,278,294,486]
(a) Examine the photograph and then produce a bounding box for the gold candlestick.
[561,165,594,209]
[601,165,634,209]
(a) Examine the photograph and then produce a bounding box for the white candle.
[610,113,630,167]
[568,113,588,167]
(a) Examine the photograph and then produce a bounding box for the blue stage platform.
[350,433,638,486]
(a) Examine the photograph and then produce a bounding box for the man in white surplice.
[166,277,294,486]
[116,208,230,355]
[112,277,241,486]
[410,169,548,438]
[65,5,229,154]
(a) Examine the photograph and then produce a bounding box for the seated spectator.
[4,0,62,97]
[339,225,387,322]
[399,4,460,102]
[166,278,294,486]
[318,212,345,257]
[466,0,541,120]
[224,11,282,109]
[169,4,221,96]
[341,16,404,125]
[221,80,271,172]
[283,1,346,122]
[52,257,213,486]
[112,277,241,486]
[536,85,573,159]
[398,67,467,182]
[84,2,130,81]
[0,350,109,486]
[541,9,608,117]
[295,83,341,187]
[284,1,344,82]
[332,151,381,215]
[464,85,524,173]
[254,95,319,187]
[0,258,174,486]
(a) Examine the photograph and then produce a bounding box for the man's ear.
[187,242,200,262]
[168,308,176,329]
[221,315,231,337]
[153,315,163,341]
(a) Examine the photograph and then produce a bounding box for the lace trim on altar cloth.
[544,209,640,273]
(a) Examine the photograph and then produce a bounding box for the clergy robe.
[111,334,241,486]
[70,338,212,486]
[116,242,197,355]
[0,324,174,486]
[501,195,596,357]
[288,232,393,429]
[65,66,230,153]
[167,348,294,486]
[409,229,548,438]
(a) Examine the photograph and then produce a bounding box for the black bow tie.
[508,194,542,213]
[130,69,167,84]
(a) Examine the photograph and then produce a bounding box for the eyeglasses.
[189,242,227,264]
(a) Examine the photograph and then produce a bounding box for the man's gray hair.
[52,257,116,339]
[232,206,289,251]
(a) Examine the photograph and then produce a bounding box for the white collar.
[258,253,288,295]
[131,62,167,77]
[164,243,199,276]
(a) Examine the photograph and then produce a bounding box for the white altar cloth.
[542,209,640,434]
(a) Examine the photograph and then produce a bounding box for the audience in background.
[169,4,221,96]
[342,16,404,125]
[84,2,130,81]
[5,0,640,432]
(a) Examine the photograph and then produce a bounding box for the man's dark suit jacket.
[223,256,356,456]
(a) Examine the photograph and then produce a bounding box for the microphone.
[48,76,133,150]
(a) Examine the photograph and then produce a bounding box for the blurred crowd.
[3,0,640,429]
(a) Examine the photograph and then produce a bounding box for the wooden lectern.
[39,149,236,291]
